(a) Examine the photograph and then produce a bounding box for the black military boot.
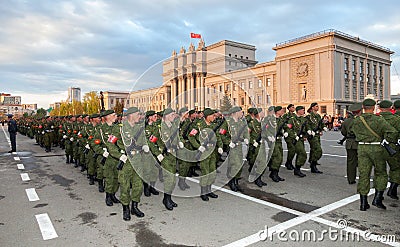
[131,201,145,217]
[387,182,399,200]
[98,179,105,193]
[285,161,294,170]
[207,185,218,199]
[66,155,70,164]
[310,162,323,174]
[269,170,280,182]
[80,163,86,172]
[162,194,174,210]
[143,182,151,197]
[74,159,79,168]
[254,175,267,187]
[149,182,159,195]
[276,171,285,181]
[234,178,243,192]
[360,194,370,211]
[89,175,95,185]
[122,204,131,221]
[105,193,113,206]
[178,177,190,191]
[110,193,120,204]
[228,179,237,192]
[200,186,209,201]
[372,191,386,209]
[294,166,306,177]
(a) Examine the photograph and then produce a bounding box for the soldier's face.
[297,109,305,116]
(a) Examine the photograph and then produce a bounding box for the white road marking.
[35,213,58,240]
[25,188,40,201]
[12,152,17,154]
[20,173,30,181]
[1,125,11,143]
[14,157,20,161]
[321,139,342,142]
[283,149,346,158]
[17,164,25,170]
[330,145,344,148]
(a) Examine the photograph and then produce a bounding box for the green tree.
[23,112,29,118]
[220,94,233,112]
[36,108,47,118]
[114,100,123,114]
[83,91,100,114]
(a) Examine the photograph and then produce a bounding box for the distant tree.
[23,112,29,118]
[220,94,233,112]
[83,91,100,114]
[114,100,123,114]
[36,108,47,118]
[71,100,84,115]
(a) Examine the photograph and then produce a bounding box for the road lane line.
[25,188,40,201]
[17,164,25,170]
[20,173,30,181]
[35,213,58,240]
[14,157,20,161]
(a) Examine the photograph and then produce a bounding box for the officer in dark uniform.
[7,114,17,153]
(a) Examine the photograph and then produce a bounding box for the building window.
[267,78,271,87]
[233,98,237,105]
[344,73,348,80]
[359,61,364,74]
[352,60,356,71]
[258,79,262,88]
[241,97,245,105]
[219,85,223,92]
[257,95,261,104]
[366,63,370,75]
[127,100,129,104]
[344,58,349,71]
[233,84,237,91]
[241,82,245,89]
[226,84,230,91]
[320,106,327,114]
[111,99,114,104]
[249,81,253,89]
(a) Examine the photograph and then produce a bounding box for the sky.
[1,0,400,108]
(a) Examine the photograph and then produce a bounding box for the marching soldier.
[284,106,308,177]
[306,102,326,174]
[283,104,296,170]
[340,103,362,184]
[268,106,286,182]
[247,108,262,174]
[378,100,400,200]
[394,100,400,116]
[352,99,397,211]
[91,114,106,193]
[177,107,192,190]
[84,114,99,185]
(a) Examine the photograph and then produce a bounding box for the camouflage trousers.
[118,159,143,205]
[308,135,322,163]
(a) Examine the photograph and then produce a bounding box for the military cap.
[178,107,189,115]
[393,100,400,109]
[379,100,392,109]
[221,111,230,115]
[247,107,255,114]
[229,106,242,114]
[90,113,100,119]
[146,110,156,118]
[348,103,362,112]
[101,109,114,117]
[188,109,196,115]
[75,115,81,118]
[203,108,216,117]
[274,106,283,112]
[125,107,140,116]
[310,102,318,108]
[287,104,294,109]
[268,106,275,112]
[362,98,376,106]
[256,108,263,114]
[157,110,164,117]
[295,106,305,111]
[163,108,174,116]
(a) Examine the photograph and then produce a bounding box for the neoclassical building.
[129,29,393,115]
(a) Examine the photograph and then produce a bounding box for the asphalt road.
[0,125,399,247]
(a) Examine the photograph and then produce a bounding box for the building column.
[170,80,176,110]
[189,74,194,109]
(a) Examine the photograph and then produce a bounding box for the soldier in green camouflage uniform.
[247,108,262,174]
[284,106,309,177]
[63,116,75,164]
[188,108,222,201]
[91,114,106,193]
[177,107,192,190]
[378,100,400,200]
[268,106,287,183]
[283,104,296,170]
[394,100,400,116]
[340,103,362,184]
[119,107,145,220]
[352,99,398,211]
[83,114,99,185]
[306,102,326,174]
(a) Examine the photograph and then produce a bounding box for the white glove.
[178,142,184,149]
[253,141,258,148]
[157,154,164,162]
[311,131,316,136]
[51,125,54,129]
[244,138,249,145]
[102,150,109,158]
[119,154,128,163]
[295,136,299,141]
[63,135,67,139]
[85,144,90,149]
[397,139,400,146]
[142,145,149,153]
[42,131,45,134]
[268,136,276,142]
[70,137,74,142]
[102,148,107,151]
[283,132,288,138]
[198,146,206,153]
[218,148,223,154]
[229,142,236,148]
[381,139,389,146]
[323,127,328,132]
[307,130,312,135]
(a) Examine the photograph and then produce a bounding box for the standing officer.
[340,103,362,184]
[352,99,397,211]
[144,111,161,197]
[248,108,262,174]
[284,106,308,177]
[378,100,400,200]
[283,104,296,170]
[306,102,325,174]
[7,114,17,153]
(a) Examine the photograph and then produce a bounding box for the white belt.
[358,142,380,145]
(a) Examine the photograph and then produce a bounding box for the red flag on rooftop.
[190,32,201,39]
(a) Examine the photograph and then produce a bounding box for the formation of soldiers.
[15,99,399,220]
[341,99,400,211]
